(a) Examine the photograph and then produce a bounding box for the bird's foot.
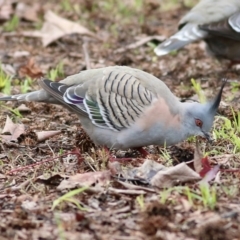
[103,147,133,162]
[103,147,149,162]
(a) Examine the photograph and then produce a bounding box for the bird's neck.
[178,102,198,138]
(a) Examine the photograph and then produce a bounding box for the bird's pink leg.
[134,147,149,158]
[103,147,133,162]
[103,146,149,162]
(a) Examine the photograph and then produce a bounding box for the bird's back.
[180,0,240,26]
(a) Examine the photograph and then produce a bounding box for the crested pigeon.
[154,0,240,62]
[0,66,226,150]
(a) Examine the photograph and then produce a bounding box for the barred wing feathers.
[40,69,156,132]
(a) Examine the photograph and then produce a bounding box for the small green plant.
[61,0,72,11]
[184,186,194,205]
[54,214,66,240]
[134,0,144,9]
[136,194,145,210]
[184,0,199,7]
[20,77,33,94]
[59,148,64,155]
[213,113,240,153]
[191,78,206,103]
[4,15,19,32]
[187,135,196,143]
[159,188,172,204]
[199,183,217,209]
[52,186,88,210]
[230,82,240,93]
[73,4,81,14]
[231,108,240,132]
[221,184,239,198]
[47,62,64,81]
[109,24,119,37]
[160,0,180,11]
[33,20,43,30]
[169,50,178,56]
[181,186,204,206]
[102,0,144,25]
[0,66,12,95]
[159,144,172,166]
[2,78,11,95]
[147,41,157,50]
[118,2,132,18]
[2,106,22,118]
[160,186,217,209]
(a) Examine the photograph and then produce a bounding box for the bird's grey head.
[182,80,226,140]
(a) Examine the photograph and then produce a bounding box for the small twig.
[84,154,97,172]
[10,179,32,191]
[0,143,6,152]
[6,149,82,175]
[114,35,165,53]
[220,168,240,172]
[3,142,24,148]
[1,143,74,150]
[82,39,91,70]
[36,143,74,149]
[23,154,37,163]
[46,140,55,156]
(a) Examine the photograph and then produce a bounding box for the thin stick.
[6,149,82,175]
[82,39,91,69]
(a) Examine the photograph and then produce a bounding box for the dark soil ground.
[0,0,240,239]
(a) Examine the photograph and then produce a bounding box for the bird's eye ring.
[195,119,203,127]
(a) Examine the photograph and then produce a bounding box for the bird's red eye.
[195,119,203,127]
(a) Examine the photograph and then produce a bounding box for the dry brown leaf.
[115,159,201,188]
[36,173,66,186]
[116,180,155,193]
[16,104,31,112]
[118,159,167,182]
[0,173,6,179]
[18,58,43,78]
[0,1,13,21]
[151,162,201,188]
[1,63,16,76]
[213,154,233,164]
[179,197,192,212]
[108,187,147,195]
[8,50,30,58]
[21,200,38,211]
[36,130,61,142]
[57,171,111,190]
[1,116,25,142]
[22,10,99,47]
[0,153,7,158]
[15,3,40,22]
[134,159,167,180]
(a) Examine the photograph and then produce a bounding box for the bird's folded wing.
[39,69,156,132]
[199,11,240,40]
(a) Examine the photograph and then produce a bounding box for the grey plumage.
[0,66,226,149]
[154,0,240,61]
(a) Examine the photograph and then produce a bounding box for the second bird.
[154,0,240,62]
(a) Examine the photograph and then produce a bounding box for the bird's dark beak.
[201,129,212,143]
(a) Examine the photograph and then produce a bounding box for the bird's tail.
[0,89,56,103]
[154,23,207,56]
